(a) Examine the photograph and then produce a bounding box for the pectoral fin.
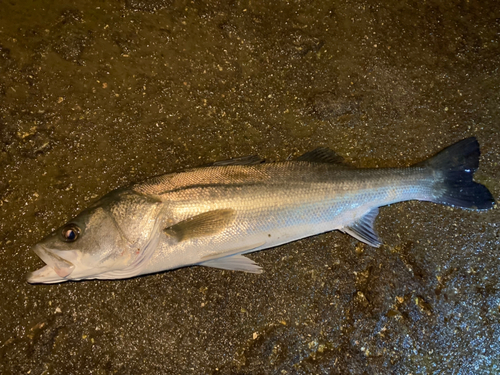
[164,209,236,242]
[342,208,382,247]
[199,254,263,273]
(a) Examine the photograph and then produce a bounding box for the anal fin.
[199,254,262,274]
[342,208,382,247]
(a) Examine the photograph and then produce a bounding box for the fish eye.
[62,224,80,242]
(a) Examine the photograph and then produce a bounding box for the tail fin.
[415,137,495,210]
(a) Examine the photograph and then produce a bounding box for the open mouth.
[27,245,76,284]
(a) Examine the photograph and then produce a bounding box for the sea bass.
[28,137,495,283]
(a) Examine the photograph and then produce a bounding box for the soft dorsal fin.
[212,155,264,166]
[296,147,347,165]
[341,208,382,247]
[199,254,263,273]
[164,209,236,242]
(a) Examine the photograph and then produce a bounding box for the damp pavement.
[1,0,499,373]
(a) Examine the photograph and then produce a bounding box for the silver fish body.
[28,138,495,283]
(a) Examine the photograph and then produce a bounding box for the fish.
[27,137,495,283]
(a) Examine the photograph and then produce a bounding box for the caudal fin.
[415,137,495,210]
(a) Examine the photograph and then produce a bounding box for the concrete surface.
[1,0,499,373]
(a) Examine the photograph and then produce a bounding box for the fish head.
[27,205,134,284]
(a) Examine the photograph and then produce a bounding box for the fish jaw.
[27,264,68,284]
[27,245,76,284]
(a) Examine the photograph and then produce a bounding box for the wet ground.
[1,0,499,373]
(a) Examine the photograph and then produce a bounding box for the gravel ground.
[1,0,499,373]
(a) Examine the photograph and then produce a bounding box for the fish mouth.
[27,245,76,284]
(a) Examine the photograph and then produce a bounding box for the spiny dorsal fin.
[342,208,382,247]
[296,147,347,165]
[199,254,263,273]
[164,209,236,242]
[212,155,264,166]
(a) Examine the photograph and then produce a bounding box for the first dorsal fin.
[296,147,347,165]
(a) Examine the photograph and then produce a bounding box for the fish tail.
[415,137,495,209]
